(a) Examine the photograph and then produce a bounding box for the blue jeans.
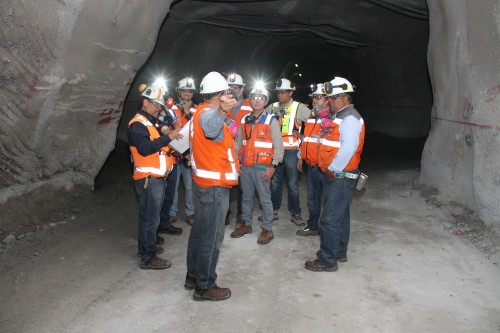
[240,166,273,231]
[318,170,358,265]
[271,149,301,215]
[170,162,195,217]
[186,183,229,289]
[306,166,323,231]
[159,164,178,229]
[135,176,167,263]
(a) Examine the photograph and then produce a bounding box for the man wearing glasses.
[304,77,365,272]
[265,78,311,226]
[168,77,197,227]
[128,79,183,270]
[232,85,284,244]
[296,83,329,237]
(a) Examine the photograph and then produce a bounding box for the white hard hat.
[275,78,294,91]
[199,71,229,94]
[250,85,269,99]
[177,77,196,90]
[323,77,355,96]
[226,73,245,86]
[141,78,169,106]
[310,83,325,96]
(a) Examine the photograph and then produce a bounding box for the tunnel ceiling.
[123,0,431,138]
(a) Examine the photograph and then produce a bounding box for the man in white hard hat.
[168,77,197,226]
[184,71,239,301]
[264,78,311,226]
[225,72,252,226]
[232,84,284,244]
[296,83,329,237]
[304,77,365,272]
[128,79,182,270]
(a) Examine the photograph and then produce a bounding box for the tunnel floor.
[1,134,499,332]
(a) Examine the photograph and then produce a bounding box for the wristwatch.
[271,164,278,169]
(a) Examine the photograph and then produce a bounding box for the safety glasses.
[250,95,266,101]
[313,95,326,100]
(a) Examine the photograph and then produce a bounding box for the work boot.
[316,251,347,262]
[230,224,252,238]
[258,211,279,221]
[170,215,178,223]
[290,213,304,226]
[235,214,244,224]
[186,214,194,226]
[296,227,319,236]
[158,225,183,235]
[305,259,338,272]
[184,273,197,290]
[140,255,171,270]
[156,234,165,245]
[257,229,274,245]
[136,245,164,257]
[193,285,231,301]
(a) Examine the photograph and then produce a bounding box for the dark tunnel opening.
[109,0,432,187]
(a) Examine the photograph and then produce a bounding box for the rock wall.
[421,0,500,226]
[0,0,173,203]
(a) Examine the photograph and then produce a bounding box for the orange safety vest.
[128,114,175,180]
[317,106,365,173]
[300,117,323,166]
[172,104,197,128]
[190,103,239,188]
[239,113,275,167]
[271,101,302,149]
[228,99,252,124]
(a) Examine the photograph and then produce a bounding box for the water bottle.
[355,173,368,190]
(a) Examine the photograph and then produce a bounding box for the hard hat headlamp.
[323,82,349,95]
[228,74,236,83]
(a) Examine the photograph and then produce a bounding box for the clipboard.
[168,120,191,154]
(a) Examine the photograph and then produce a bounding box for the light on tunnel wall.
[295,63,299,68]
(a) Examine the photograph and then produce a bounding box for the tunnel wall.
[421,0,500,226]
[0,0,173,204]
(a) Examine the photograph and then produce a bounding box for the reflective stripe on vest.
[128,114,173,179]
[190,104,239,187]
[273,101,301,149]
[240,113,275,166]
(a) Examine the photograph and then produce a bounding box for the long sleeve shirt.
[199,103,227,142]
[327,105,362,172]
[127,110,172,156]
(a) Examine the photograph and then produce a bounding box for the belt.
[334,172,359,179]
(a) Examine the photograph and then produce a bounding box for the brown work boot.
[296,228,319,236]
[186,214,194,226]
[316,251,347,262]
[193,284,231,301]
[184,273,197,290]
[257,229,274,244]
[158,225,183,235]
[230,224,252,238]
[305,259,338,272]
[156,234,165,245]
[170,215,178,223]
[139,255,171,270]
[136,245,164,257]
[290,213,304,226]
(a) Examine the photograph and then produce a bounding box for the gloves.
[321,118,333,128]
[317,108,329,118]
[224,118,239,138]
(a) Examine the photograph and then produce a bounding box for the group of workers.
[127,71,365,301]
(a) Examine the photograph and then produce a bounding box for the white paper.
[168,121,191,154]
